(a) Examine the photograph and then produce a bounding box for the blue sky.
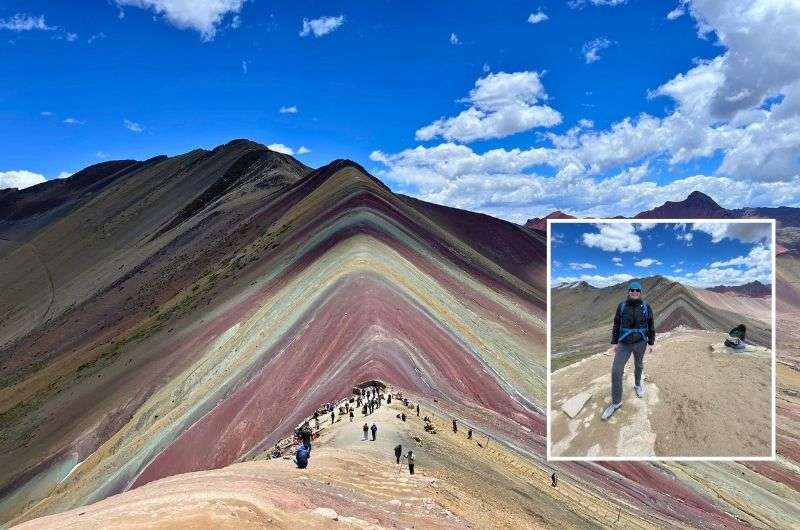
[550,221,773,287]
[2,1,799,221]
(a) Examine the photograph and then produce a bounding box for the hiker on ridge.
[394,444,403,464]
[602,280,656,420]
[405,450,415,474]
[370,423,378,441]
[363,422,369,440]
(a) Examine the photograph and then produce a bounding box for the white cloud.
[268,143,295,155]
[676,231,693,242]
[299,15,344,37]
[279,105,298,114]
[96,151,109,159]
[241,60,249,73]
[691,222,771,244]
[449,32,460,45]
[55,171,72,179]
[0,14,52,32]
[569,262,597,270]
[582,223,642,253]
[552,273,634,288]
[370,0,800,222]
[268,143,311,156]
[569,0,627,7]
[666,5,686,20]
[482,62,491,73]
[0,170,47,190]
[674,267,683,273]
[612,256,624,266]
[415,71,562,143]
[63,117,82,124]
[527,11,548,24]
[634,258,662,267]
[115,0,245,41]
[40,111,54,117]
[582,37,612,63]
[123,118,144,133]
[670,243,771,286]
[87,32,107,43]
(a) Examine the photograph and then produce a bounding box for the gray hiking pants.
[611,341,646,405]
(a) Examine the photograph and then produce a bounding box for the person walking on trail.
[467,428,472,439]
[551,472,557,488]
[370,423,378,441]
[405,450,415,474]
[394,444,403,464]
[416,404,419,416]
[401,412,406,422]
[331,410,336,424]
[362,404,368,416]
[452,419,458,433]
[602,280,656,420]
[362,422,369,440]
[349,410,354,422]
[299,422,312,450]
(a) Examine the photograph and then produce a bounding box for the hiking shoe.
[601,403,621,420]
[635,384,646,398]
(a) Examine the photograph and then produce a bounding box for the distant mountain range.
[707,280,772,297]
[526,190,800,250]
[550,275,772,369]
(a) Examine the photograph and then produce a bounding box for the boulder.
[561,391,592,418]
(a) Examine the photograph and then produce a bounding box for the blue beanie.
[628,280,642,291]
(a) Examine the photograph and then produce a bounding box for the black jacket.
[612,298,655,345]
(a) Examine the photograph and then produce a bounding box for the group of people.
[394,444,415,474]
[294,387,424,475]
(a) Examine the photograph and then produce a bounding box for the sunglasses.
[629,288,641,292]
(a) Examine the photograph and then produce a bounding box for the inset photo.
[547,220,775,460]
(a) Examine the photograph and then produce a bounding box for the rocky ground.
[550,329,772,458]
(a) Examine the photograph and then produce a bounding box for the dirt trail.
[551,329,772,458]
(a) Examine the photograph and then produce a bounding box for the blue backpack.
[296,445,310,468]
[618,301,650,342]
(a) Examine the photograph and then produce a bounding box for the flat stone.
[561,391,592,418]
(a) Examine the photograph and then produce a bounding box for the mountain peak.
[635,190,729,219]
[686,190,720,205]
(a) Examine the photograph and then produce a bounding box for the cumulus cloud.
[691,222,771,243]
[569,262,597,270]
[123,118,144,133]
[666,5,686,20]
[115,0,245,41]
[414,71,562,143]
[279,105,298,114]
[267,143,311,156]
[0,14,52,31]
[299,15,344,37]
[670,243,771,286]
[527,11,549,24]
[582,223,642,253]
[552,273,634,288]
[449,32,460,45]
[634,258,662,267]
[582,37,611,63]
[569,0,627,7]
[0,170,47,190]
[612,256,623,266]
[370,0,800,222]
